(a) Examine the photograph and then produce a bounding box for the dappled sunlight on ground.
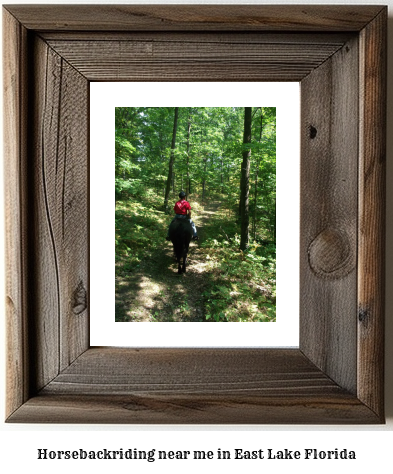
[115,202,221,322]
[115,199,276,322]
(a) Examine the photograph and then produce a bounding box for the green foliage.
[115,106,276,322]
[199,204,276,322]
[115,194,168,274]
[115,107,276,232]
[116,194,276,322]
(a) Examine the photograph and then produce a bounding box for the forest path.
[115,201,222,322]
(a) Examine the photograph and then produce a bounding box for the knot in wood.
[358,307,370,325]
[72,281,87,315]
[309,125,317,139]
[308,228,355,279]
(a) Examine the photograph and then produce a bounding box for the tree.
[164,107,179,212]
[252,109,263,240]
[250,107,276,242]
[186,110,192,195]
[239,107,252,251]
[115,106,275,242]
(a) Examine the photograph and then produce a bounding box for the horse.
[168,217,193,274]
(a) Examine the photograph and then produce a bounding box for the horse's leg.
[177,256,182,274]
[182,253,187,273]
[182,243,189,273]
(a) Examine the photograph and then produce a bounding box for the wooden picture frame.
[3,5,386,424]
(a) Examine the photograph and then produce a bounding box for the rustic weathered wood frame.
[3,5,386,424]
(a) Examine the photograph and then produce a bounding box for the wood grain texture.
[357,9,387,417]
[9,392,379,425]
[7,348,379,424]
[3,8,30,418]
[3,5,384,31]
[40,31,354,44]
[46,38,347,82]
[42,348,341,395]
[3,5,386,424]
[28,36,89,391]
[300,36,359,394]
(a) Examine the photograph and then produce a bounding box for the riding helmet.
[179,191,186,198]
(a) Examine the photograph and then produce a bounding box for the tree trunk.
[164,107,179,212]
[221,156,224,194]
[240,107,252,250]
[253,110,264,240]
[186,113,191,195]
[202,155,207,203]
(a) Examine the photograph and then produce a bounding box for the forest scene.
[115,106,276,322]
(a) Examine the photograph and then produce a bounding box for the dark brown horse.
[168,217,193,274]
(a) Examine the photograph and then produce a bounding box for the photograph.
[115,106,276,322]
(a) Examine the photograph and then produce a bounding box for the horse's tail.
[168,218,193,273]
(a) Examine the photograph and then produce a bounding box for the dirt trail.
[115,202,221,322]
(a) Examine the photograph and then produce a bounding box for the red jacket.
[174,199,191,215]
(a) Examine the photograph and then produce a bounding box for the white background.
[90,82,300,347]
[1,1,392,473]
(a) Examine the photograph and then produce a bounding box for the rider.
[166,191,198,240]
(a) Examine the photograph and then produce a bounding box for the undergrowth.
[115,189,276,322]
[115,189,168,275]
[198,204,276,322]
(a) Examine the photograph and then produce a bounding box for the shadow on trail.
[115,202,222,322]
[115,242,208,322]
[115,202,223,322]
